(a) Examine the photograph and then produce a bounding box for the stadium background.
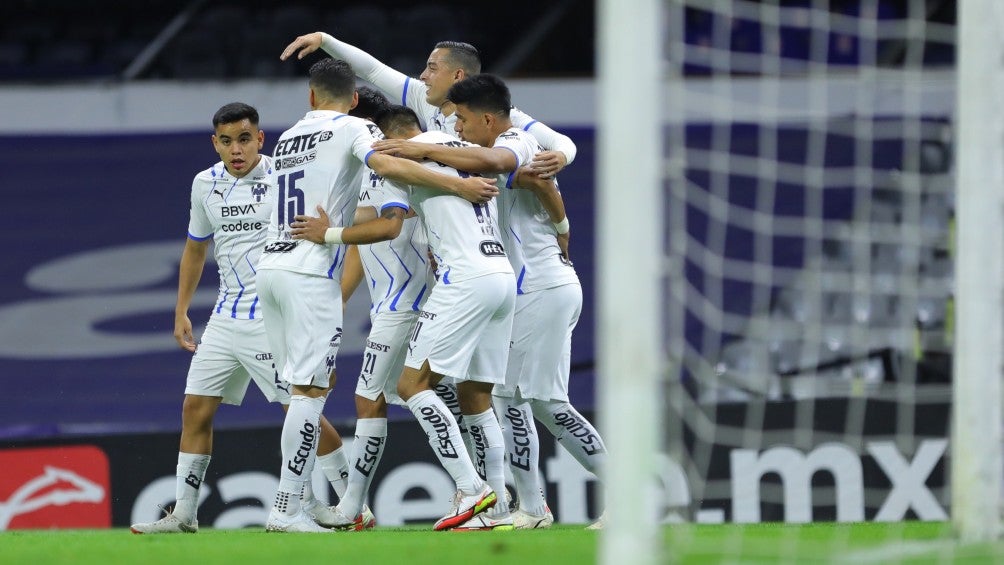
[0,0,959,531]
[0,0,602,529]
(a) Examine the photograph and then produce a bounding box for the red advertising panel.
[0,445,111,529]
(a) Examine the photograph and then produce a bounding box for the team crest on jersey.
[251,183,268,202]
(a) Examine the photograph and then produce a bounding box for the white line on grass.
[835,540,958,563]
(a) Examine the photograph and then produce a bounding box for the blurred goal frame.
[951,0,1003,543]
[597,0,1004,555]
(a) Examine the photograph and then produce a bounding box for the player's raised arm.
[281,32,415,109]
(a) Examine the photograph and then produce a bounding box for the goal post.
[597,0,663,563]
[951,0,1004,543]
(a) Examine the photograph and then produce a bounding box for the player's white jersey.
[382,131,513,283]
[356,168,432,314]
[258,110,375,279]
[492,127,578,294]
[188,155,276,320]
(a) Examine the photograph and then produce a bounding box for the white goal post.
[951,0,1004,543]
[597,0,663,563]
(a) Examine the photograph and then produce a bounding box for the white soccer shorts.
[405,272,515,384]
[185,315,291,405]
[355,310,418,406]
[258,269,343,388]
[494,282,582,402]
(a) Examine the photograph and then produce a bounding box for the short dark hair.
[446,74,511,116]
[309,58,356,102]
[376,105,423,139]
[435,41,481,75]
[213,102,259,127]
[350,86,390,121]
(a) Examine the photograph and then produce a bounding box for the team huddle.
[130,31,606,534]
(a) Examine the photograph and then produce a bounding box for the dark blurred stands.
[0,0,593,82]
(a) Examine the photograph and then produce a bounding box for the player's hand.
[174,314,197,353]
[280,32,323,61]
[454,176,498,204]
[372,139,429,161]
[557,232,572,267]
[291,205,331,244]
[529,150,567,178]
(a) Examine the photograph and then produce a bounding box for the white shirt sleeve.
[509,107,578,165]
[346,118,379,165]
[380,178,411,212]
[492,131,535,189]
[187,177,213,240]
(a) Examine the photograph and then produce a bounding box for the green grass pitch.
[2,522,1004,564]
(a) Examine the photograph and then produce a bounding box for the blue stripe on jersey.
[230,287,244,318]
[327,245,343,279]
[215,288,228,314]
[368,247,395,312]
[497,146,520,188]
[364,149,375,166]
[443,269,451,284]
[381,202,409,213]
[388,246,414,311]
[522,120,538,132]
[516,266,526,295]
[508,225,523,244]
[188,232,213,241]
[409,240,427,264]
[411,284,427,311]
[401,77,410,105]
[331,114,348,123]
[248,296,259,319]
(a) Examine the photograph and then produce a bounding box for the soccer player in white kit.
[379,105,518,530]
[130,103,355,534]
[373,75,609,530]
[259,59,499,533]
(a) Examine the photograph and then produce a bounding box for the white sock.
[497,399,548,515]
[338,417,387,518]
[433,381,478,460]
[531,399,607,475]
[466,409,508,518]
[408,389,482,493]
[317,446,350,499]
[174,452,210,523]
[275,394,324,516]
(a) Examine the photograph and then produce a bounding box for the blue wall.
[0,128,597,439]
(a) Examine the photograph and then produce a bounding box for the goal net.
[599,0,1001,561]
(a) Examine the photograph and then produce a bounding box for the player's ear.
[256,129,265,148]
[350,91,359,110]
